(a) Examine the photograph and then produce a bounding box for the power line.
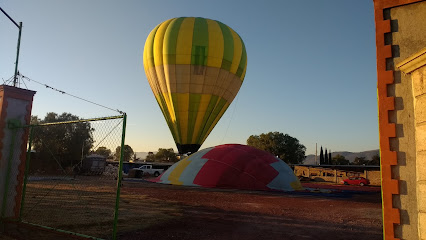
[20,74,124,114]
[3,75,14,85]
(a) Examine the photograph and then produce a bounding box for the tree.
[329,152,332,164]
[94,146,112,158]
[115,145,134,162]
[353,156,368,165]
[145,152,155,162]
[319,146,324,165]
[31,112,94,171]
[246,132,306,164]
[325,149,328,164]
[369,154,380,165]
[155,148,178,162]
[31,115,40,125]
[331,154,350,165]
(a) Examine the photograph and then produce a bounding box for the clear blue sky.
[0,0,378,155]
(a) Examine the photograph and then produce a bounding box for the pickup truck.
[134,165,164,177]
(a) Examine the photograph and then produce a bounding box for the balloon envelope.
[152,144,303,192]
[143,17,247,154]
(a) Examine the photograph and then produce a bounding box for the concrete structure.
[0,85,35,220]
[293,165,381,186]
[82,154,107,175]
[374,0,426,239]
[397,48,426,240]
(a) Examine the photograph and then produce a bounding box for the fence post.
[19,126,33,221]
[112,113,127,240]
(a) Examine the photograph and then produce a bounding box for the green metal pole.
[1,123,18,218]
[112,114,126,240]
[13,22,22,87]
[19,126,33,221]
[22,115,124,128]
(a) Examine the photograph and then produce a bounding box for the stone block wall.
[397,49,426,240]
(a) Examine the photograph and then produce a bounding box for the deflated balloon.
[151,144,303,192]
[143,17,247,154]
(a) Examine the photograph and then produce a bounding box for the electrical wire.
[2,75,14,85]
[20,74,125,114]
[20,75,28,89]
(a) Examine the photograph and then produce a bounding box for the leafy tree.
[325,149,329,164]
[31,115,40,125]
[369,154,380,165]
[94,146,112,158]
[115,145,134,162]
[246,132,306,164]
[155,148,178,162]
[31,112,94,171]
[331,154,350,165]
[353,156,368,165]
[319,146,324,165]
[145,152,155,162]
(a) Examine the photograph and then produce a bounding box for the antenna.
[0,7,23,87]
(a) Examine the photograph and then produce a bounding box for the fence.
[293,165,382,186]
[4,114,126,240]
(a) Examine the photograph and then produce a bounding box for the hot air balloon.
[143,17,247,154]
[151,144,303,192]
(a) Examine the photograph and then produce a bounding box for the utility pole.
[13,22,23,87]
[315,143,317,165]
[0,7,23,87]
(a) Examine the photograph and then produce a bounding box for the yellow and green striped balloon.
[143,17,247,154]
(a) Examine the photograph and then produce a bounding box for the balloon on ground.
[143,17,247,154]
[151,144,304,192]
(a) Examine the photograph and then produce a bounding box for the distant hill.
[303,149,380,165]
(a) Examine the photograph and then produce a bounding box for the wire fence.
[17,115,126,240]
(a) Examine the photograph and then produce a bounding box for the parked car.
[341,177,370,186]
[132,165,164,177]
[298,176,310,182]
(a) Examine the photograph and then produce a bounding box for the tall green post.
[112,113,127,240]
[13,22,22,87]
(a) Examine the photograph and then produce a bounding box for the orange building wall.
[374,0,426,239]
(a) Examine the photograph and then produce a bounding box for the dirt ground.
[118,181,382,240]
[120,183,383,240]
[2,178,383,240]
